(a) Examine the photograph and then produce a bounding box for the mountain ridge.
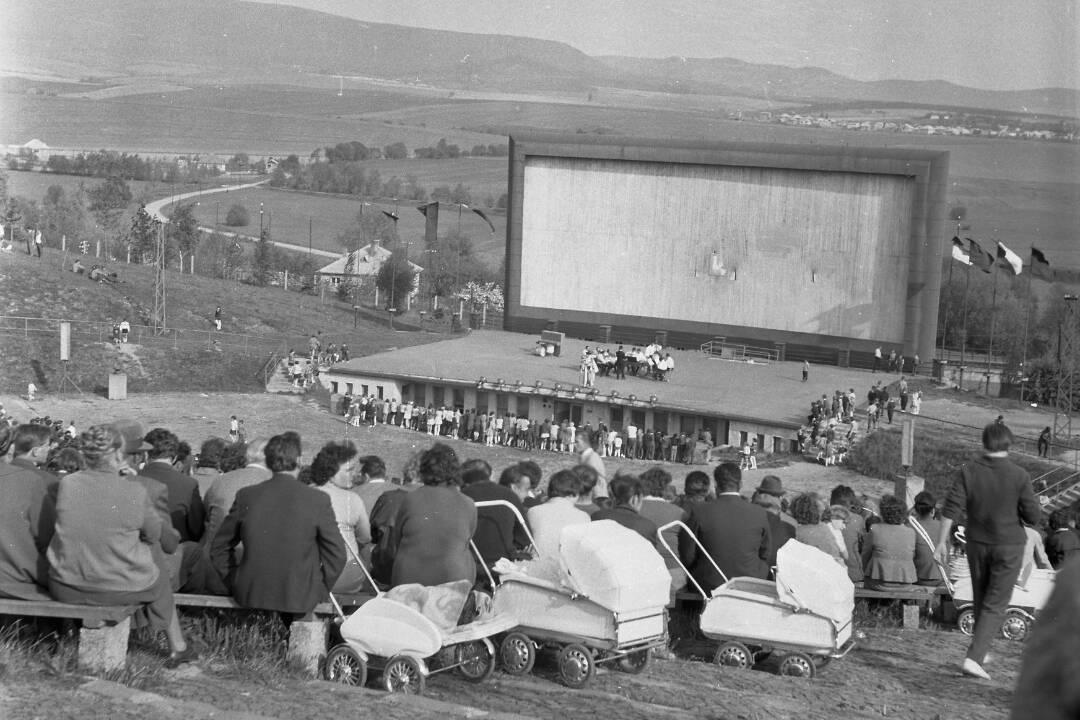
[4,0,1077,117]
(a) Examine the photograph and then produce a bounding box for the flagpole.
[941,242,955,360]
[986,257,1000,395]
[1020,252,1035,402]
[959,260,972,390]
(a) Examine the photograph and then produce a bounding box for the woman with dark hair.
[936,422,1041,680]
[46,445,86,477]
[308,441,371,593]
[389,443,477,587]
[861,494,917,591]
[47,425,196,667]
[790,493,844,564]
[909,491,943,586]
[192,437,227,498]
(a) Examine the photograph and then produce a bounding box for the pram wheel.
[383,655,426,694]
[456,640,496,683]
[1001,610,1031,641]
[324,644,367,687]
[616,649,650,674]
[957,607,976,636]
[499,632,536,676]
[778,653,815,679]
[714,641,753,669]
[557,643,596,688]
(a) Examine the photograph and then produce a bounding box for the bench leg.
[78,618,131,672]
[902,602,920,629]
[286,616,326,677]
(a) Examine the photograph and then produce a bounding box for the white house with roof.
[315,242,422,295]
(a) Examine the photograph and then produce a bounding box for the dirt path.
[0,624,1022,720]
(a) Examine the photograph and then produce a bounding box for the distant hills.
[5,0,1077,118]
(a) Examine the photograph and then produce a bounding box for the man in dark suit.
[210,432,346,617]
[138,427,206,543]
[461,460,531,573]
[679,463,771,592]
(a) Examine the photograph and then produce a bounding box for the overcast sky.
[255,0,1078,91]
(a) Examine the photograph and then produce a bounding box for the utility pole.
[152,222,166,335]
[1054,295,1078,453]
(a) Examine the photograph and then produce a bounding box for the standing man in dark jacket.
[211,432,345,617]
[936,422,1041,680]
[680,463,771,592]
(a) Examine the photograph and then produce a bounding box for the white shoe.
[961,658,990,680]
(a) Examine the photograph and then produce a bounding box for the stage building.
[321,331,890,455]
[503,133,949,369]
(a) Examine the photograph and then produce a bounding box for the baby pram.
[482,501,671,688]
[323,536,517,694]
[660,521,855,678]
[910,520,1055,641]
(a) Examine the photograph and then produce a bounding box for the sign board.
[900,416,914,468]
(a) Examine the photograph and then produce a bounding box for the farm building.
[315,242,422,294]
[503,133,949,369]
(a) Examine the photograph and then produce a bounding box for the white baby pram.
[481,500,671,688]
[323,535,517,694]
[659,521,856,679]
[910,520,1055,641]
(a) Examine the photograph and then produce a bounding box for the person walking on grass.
[214,306,222,331]
[935,422,1040,681]
[802,360,809,382]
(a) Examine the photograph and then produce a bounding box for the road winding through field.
[145,179,339,259]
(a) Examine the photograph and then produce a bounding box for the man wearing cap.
[139,428,205,544]
[680,463,771,592]
[755,475,796,531]
[0,424,57,598]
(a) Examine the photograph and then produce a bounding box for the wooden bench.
[0,598,137,672]
[674,584,951,630]
[0,593,373,675]
[174,593,373,674]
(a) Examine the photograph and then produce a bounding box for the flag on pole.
[968,238,995,273]
[381,210,399,222]
[997,242,1023,275]
[470,207,496,234]
[1030,247,1053,281]
[951,236,971,265]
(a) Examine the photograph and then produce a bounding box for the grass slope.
[0,249,440,394]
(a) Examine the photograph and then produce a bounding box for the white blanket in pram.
[775,541,854,626]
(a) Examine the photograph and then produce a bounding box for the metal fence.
[0,314,290,366]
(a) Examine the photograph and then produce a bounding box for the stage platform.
[324,330,902,450]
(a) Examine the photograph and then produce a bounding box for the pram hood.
[557,520,671,613]
[775,541,854,626]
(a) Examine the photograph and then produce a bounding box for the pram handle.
[656,520,729,601]
[471,499,539,588]
[907,516,956,595]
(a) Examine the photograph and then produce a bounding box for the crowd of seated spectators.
[11,407,1053,673]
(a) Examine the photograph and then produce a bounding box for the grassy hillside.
[0,249,440,394]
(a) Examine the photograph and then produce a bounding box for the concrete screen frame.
[504,132,949,362]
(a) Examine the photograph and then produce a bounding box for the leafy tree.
[450,183,472,205]
[375,250,416,310]
[251,229,275,285]
[224,203,250,227]
[383,142,408,159]
[0,167,8,212]
[40,184,91,248]
[88,176,132,256]
[225,153,250,172]
[168,202,200,270]
[127,205,161,263]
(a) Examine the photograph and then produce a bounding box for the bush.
[846,425,1058,500]
[224,204,250,227]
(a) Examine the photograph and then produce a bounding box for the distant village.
[728,109,1079,142]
